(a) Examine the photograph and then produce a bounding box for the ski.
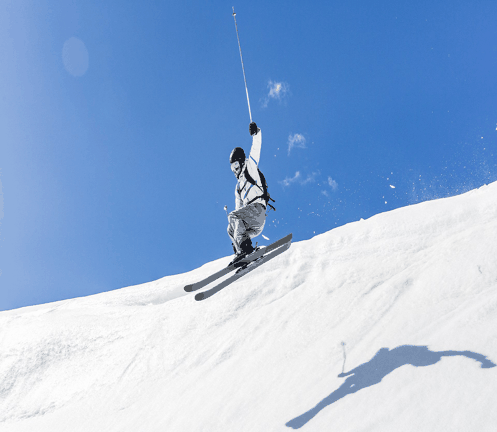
[195,240,291,301]
[184,233,292,292]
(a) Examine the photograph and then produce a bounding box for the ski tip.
[195,292,204,301]
[281,232,293,242]
[184,284,193,292]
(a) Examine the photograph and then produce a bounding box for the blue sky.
[1,0,497,311]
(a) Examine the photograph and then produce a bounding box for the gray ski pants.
[227,203,266,253]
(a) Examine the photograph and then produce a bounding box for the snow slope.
[1,182,497,431]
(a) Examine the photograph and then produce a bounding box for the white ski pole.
[232,7,253,123]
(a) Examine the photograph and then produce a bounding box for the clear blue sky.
[1,0,497,311]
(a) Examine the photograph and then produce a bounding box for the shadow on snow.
[286,345,496,429]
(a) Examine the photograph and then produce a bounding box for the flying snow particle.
[390,185,396,189]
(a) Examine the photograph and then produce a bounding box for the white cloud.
[279,171,319,188]
[279,171,301,187]
[301,171,318,185]
[262,80,290,108]
[268,81,287,99]
[288,133,306,155]
[327,176,338,191]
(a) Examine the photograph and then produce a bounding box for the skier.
[184,123,291,299]
[182,10,293,300]
[228,121,266,265]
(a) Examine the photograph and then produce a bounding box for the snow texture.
[1,182,497,431]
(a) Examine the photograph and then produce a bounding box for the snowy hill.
[1,183,497,431]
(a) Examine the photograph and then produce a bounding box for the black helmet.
[230,147,245,165]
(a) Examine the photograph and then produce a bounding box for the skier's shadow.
[286,345,495,429]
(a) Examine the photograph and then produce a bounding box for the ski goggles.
[230,161,241,173]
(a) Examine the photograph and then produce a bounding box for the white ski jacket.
[235,127,265,211]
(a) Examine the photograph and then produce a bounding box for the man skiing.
[181,10,293,300]
[184,124,291,300]
[227,121,266,265]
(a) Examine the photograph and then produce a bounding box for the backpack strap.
[244,168,276,211]
[244,168,264,195]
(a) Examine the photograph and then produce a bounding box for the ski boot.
[229,238,255,267]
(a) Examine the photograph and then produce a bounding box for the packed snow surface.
[1,183,497,431]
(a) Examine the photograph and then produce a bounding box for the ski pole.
[232,7,253,123]
[341,341,347,374]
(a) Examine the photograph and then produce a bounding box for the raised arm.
[248,122,262,166]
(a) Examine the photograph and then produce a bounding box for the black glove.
[249,122,258,136]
